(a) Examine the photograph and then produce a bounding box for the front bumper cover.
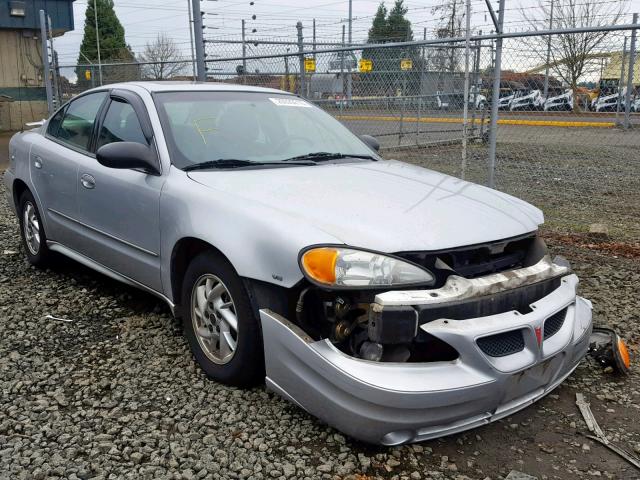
[261,271,592,445]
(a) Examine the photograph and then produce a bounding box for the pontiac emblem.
[534,326,543,347]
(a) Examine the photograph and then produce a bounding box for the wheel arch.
[169,236,295,321]
[169,237,235,315]
[12,178,30,209]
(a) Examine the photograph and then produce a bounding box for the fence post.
[470,32,481,139]
[417,27,426,145]
[297,22,306,98]
[191,0,206,81]
[39,10,53,116]
[241,19,247,84]
[461,0,471,180]
[623,13,637,129]
[543,0,555,99]
[340,25,345,114]
[615,37,627,125]
[487,0,505,189]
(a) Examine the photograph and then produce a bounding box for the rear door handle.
[33,156,43,169]
[80,173,96,189]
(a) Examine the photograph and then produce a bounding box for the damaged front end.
[260,234,593,445]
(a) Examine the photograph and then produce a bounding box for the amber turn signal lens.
[301,248,338,285]
[617,337,631,369]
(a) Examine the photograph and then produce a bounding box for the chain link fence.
[44,20,640,243]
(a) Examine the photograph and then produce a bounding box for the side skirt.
[46,240,176,315]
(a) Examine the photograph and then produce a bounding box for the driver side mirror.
[96,141,160,175]
[360,135,380,152]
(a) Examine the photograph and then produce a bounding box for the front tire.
[18,191,52,267]
[181,251,264,387]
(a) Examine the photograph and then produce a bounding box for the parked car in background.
[3,82,593,445]
[434,92,487,111]
[510,89,545,111]
[595,87,627,112]
[497,92,514,110]
[544,89,573,111]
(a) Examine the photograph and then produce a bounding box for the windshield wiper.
[282,152,378,162]
[183,158,316,171]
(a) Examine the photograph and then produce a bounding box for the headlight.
[299,246,435,288]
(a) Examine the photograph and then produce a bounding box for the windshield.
[153,91,377,169]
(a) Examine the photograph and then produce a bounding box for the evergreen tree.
[367,3,388,43]
[387,0,412,42]
[362,1,420,95]
[75,0,137,86]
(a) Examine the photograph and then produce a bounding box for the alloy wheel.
[23,202,41,255]
[191,273,239,365]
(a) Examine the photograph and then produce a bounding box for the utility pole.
[312,18,316,59]
[242,19,247,83]
[461,0,471,180]
[94,0,103,85]
[187,0,196,79]
[191,0,206,81]
[346,0,353,103]
[487,0,505,189]
[340,24,346,112]
[623,12,637,129]
[39,10,53,115]
[543,0,554,98]
[296,22,305,97]
[348,0,352,46]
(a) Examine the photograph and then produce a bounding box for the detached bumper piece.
[260,257,592,445]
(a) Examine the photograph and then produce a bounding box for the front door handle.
[80,173,96,189]
[33,156,43,169]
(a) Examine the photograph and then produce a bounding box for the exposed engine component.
[359,341,383,361]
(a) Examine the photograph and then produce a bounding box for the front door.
[30,91,108,249]
[75,93,164,292]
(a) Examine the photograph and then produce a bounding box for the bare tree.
[138,33,188,80]
[431,0,464,72]
[522,0,628,104]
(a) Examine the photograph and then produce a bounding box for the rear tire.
[18,191,52,267]
[181,250,264,387]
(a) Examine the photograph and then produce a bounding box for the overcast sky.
[52,0,633,82]
[53,0,557,66]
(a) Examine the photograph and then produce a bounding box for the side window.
[55,92,107,151]
[97,100,148,149]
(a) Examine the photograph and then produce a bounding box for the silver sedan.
[3,82,592,445]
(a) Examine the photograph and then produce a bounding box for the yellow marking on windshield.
[192,117,218,144]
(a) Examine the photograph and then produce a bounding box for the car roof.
[102,81,294,95]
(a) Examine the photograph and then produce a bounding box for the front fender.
[159,168,341,301]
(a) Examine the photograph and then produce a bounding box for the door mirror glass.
[360,134,380,152]
[96,142,159,174]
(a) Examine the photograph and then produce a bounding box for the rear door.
[30,91,108,248]
[75,90,164,291]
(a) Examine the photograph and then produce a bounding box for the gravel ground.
[1,178,639,479]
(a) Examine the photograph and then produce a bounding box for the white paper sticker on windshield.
[269,97,312,107]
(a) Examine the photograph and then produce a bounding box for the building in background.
[0,0,75,131]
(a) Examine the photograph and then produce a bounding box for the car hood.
[187,160,543,252]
